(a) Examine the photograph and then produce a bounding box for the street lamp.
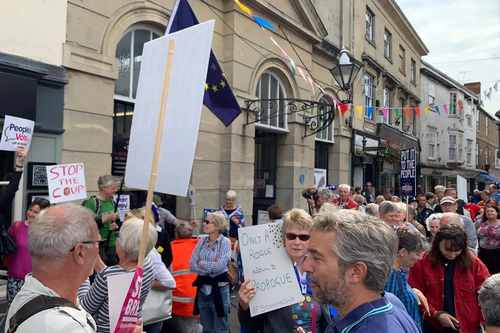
[329,48,361,104]
[362,136,367,188]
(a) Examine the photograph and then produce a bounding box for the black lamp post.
[329,48,362,104]
[362,136,367,188]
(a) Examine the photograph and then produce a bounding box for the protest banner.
[0,115,35,152]
[457,175,467,201]
[400,147,416,197]
[314,168,327,189]
[108,269,143,333]
[114,194,130,222]
[47,163,87,204]
[110,20,215,333]
[238,223,304,317]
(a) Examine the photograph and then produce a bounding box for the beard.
[309,272,350,311]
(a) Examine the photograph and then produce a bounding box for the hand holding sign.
[238,279,257,311]
[16,146,26,166]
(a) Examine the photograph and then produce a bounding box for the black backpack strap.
[92,196,101,216]
[8,295,92,333]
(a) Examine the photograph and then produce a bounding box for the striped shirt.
[78,256,155,333]
[384,268,421,330]
[189,234,232,295]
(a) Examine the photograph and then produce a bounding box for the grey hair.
[319,202,339,215]
[353,195,365,206]
[478,274,500,328]
[395,202,407,214]
[29,203,96,270]
[375,195,385,204]
[209,212,229,233]
[226,190,237,200]
[98,175,117,191]
[407,205,416,217]
[425,213,443,231]
[119,218,158,261]
[313,210,398,292]
[396,227,428,253]
[365,203,379,217]
[440,212,464,229]
[175,221,193,239]
[379,201,399,215]
[434,185,446,193]
[445,188,456,195]
[317,187,332,201]
[338,184,351,192]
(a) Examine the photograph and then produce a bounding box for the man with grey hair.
[303,210,420,333]
[83,175,119,265]
[5,204,144,333]
[332,184,358,210]
[478,274,500,333]
[434,185,446,202]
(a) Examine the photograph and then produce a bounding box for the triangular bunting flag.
[395,108,400,119]
[443,104,449,115]
[306,76,315,93]
[340,104,348,116]
[297,66,307,82]
[288,57,296,76]
[367,107,374,119]
[234,0,253,15]
[252,16,276,31]
[458,100,463,110]
[382,108,388,119]
[404,108,410,118]
[415,108,420,118]
[356,106,363,118]
[424,107,429,117]
[435,106,440,115]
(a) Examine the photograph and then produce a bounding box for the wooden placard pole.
[406,196,409,223]
[138,40,175,269]
[192,207,200,238]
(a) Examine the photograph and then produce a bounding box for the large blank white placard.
[457,175,467,201]
[125,20,215,196]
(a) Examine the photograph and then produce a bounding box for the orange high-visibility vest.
[170,238,200,317]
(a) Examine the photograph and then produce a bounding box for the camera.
[303,190,318,201]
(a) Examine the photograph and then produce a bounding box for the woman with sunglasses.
[5,198,50,304]
[238,209,332,333]
[477,205,500,274]
[408,225,489,333]
[189,212,232,333]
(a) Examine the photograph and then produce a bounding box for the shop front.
[350,130,380,192]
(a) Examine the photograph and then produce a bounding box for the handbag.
[0,223,17,258]
[227,261,238,285]
[3,221,21,266]
[142,289,172,325]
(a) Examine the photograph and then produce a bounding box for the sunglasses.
[285,233,310,241]
[203,220,214,224]
[69,239,107,252]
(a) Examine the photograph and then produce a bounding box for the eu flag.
[166,0,242,127]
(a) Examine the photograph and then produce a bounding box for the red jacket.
[408,253,489,333]
[332,198,358,210]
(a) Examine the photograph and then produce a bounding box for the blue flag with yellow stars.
[166,0,242,127]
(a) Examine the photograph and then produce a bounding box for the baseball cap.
[408,197,418,203]
[153,194,163,206]
[440,196,457,205]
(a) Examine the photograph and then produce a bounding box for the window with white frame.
[467,115,472,127]
[486,117,489,136]
[467,140,473,165]
[429,83,436,105]
[366,8,374,41]
[410,59,416,83]
[397,98,404,130]
[476,143,479,166]
[449,93,457,115]
[315,96,334,142]
[477,112,480,132]
[384,30,392,58]
[383,87,391,124]
[255,72,288,130]
[364,74,374,119]
[486,146,489,165]
[449,135,457,161]
[399,45,406,74]
[458,135,463,162]
[428,127,436,159]
[495,149,500,169]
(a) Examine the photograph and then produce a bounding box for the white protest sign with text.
[457,175,467,202]
[114,194,130,222]
[47,163,87,204]
[125,21,215,197]
[238,223,303,317]
[0,115,35,152]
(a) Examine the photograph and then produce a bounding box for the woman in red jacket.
[408,224,489,333]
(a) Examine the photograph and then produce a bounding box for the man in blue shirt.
[303,210,421,333]
[489,183,500,205]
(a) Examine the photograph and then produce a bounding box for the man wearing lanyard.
[303,210,421,333]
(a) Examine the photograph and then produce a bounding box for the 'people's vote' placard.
[0,115,35,152]
[238,223,304,317]
[47,163,87,204]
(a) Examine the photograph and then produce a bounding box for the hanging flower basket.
[379,140,400,165]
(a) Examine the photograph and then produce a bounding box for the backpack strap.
[12,221,21,242]
[92,196,101,216]
[8,295,94,333]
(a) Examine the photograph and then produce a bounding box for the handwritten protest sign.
[238,223,303,317]
[0,115,35,152]
[114,194,130,222]
[400,147,416,197]
[47,163,87,204]
[108,269,143,333]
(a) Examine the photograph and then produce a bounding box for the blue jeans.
[198,284,230,333]
[143,321,163,333]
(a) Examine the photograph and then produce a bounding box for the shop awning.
[477,174,500,183]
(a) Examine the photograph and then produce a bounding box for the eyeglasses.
[203,220,214,224]
[285,233,311,241]
[69,239,107,252]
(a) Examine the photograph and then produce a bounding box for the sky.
[396,0,500,117]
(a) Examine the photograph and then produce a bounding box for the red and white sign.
[47,163,87,204]
[108,268,143,333]
[0,115,35,152]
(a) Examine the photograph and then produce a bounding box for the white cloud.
[396,0,500,117]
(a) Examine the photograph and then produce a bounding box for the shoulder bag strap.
[8,295,93,333]
[119,264,130,273]
[12,221,21,241]
[395,271,405,296]
[310,301,318,333]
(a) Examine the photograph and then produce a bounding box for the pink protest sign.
[111,268,143,333]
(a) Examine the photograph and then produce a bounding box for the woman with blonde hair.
[238,209,332,333]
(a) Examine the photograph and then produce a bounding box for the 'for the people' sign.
[47,163,87,204]
[400,147,416,197]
